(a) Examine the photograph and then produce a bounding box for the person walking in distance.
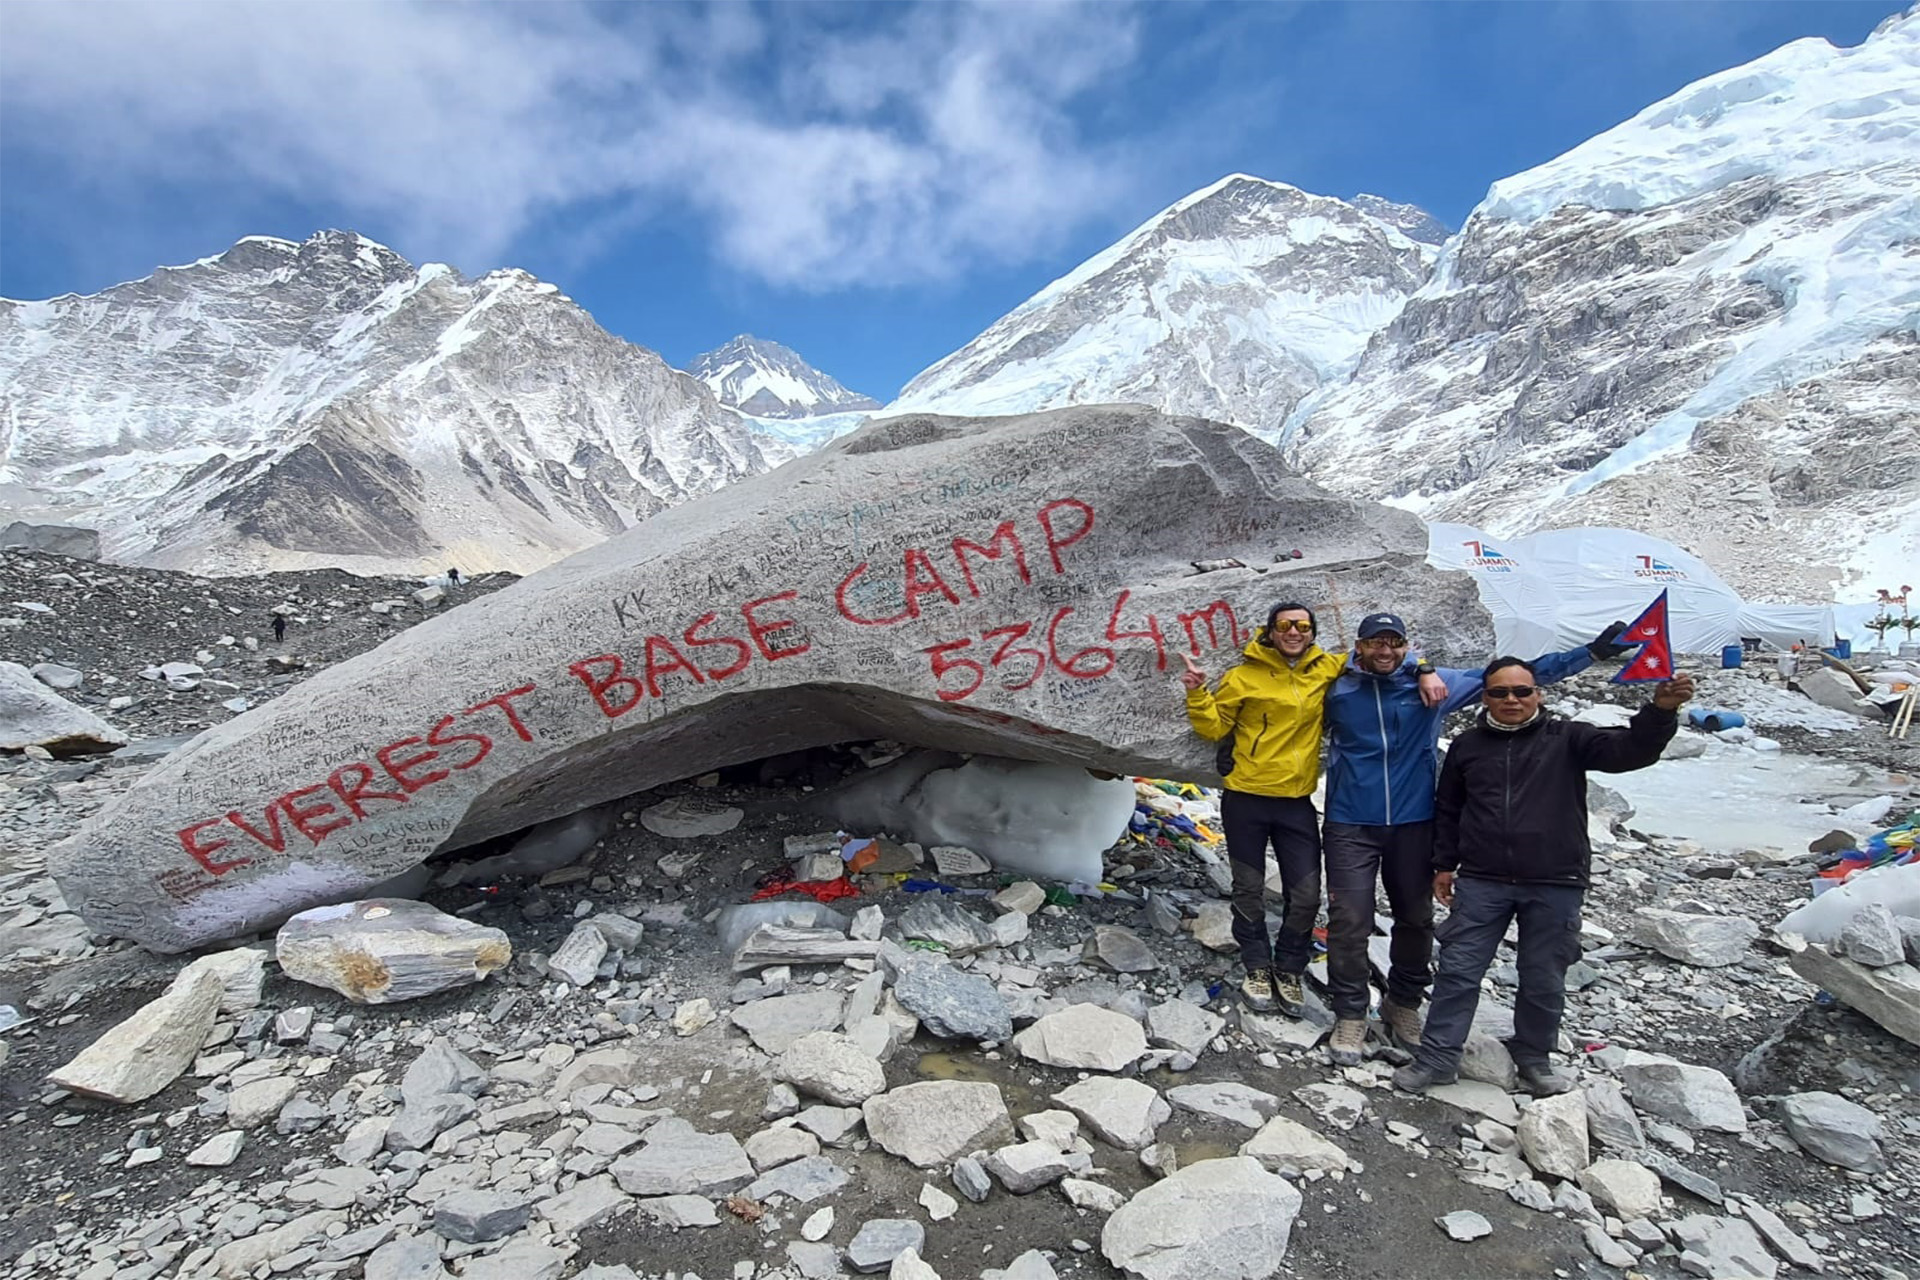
[447,566,462,588]
[1181,602,1445,1015]
[1318,614,1630,1066]
[1393,661,1694,1097]
[271,613,286,644]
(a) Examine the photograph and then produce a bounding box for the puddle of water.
[1605,746,1892,853]
[912,1049,1043,1112]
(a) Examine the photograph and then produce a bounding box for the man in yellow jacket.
[1181,601,1442,1014]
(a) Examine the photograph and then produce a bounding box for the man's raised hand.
[1652,672,1695,711]
[1180,653,1207,691]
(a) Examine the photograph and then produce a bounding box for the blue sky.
[0,0,1902,401]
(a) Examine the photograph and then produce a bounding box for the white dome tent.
[1427,523,1835,656]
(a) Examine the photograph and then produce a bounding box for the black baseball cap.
[1357,612,1407,639]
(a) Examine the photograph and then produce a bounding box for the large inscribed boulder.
[51,406,1489,950]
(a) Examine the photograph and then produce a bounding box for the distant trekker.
[271,613,286,643]
[447,566,462,587]
[1394,661,1694,1097]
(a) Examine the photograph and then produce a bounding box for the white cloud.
[0,0,1142,288]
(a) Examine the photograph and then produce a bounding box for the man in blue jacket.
[1318,612,1629,1066]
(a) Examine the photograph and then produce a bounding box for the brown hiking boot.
[1240,966,1275,1011]
[1272,970,1305,1018]
[1328,1018,1367,1067]
[1380,999,1425,1049]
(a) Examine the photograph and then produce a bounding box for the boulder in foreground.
[1101,1156,1302,1280]
[0,661,127,757]
[48,964,224,1102]
[276,899,511,1004]
[51,406,1489,950]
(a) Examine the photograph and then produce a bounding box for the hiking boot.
[1516,1062,1576,1097]
[1391,1063,1457,1094]
[1380,999,1425,1049]
[1327,1018,1367,1067]
[1240,966,1275,1011]
[1272,970,1305,1018]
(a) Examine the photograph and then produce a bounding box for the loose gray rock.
[459,1240,567,1280]
[0,659,126,756]
[547,921,610,985]
[535,1175,632,1235]
[1053,1077,1171,1151]
[1627,909,1758,968]
[277,899,511,1004]
[1837,903,1906,967]
[385,1094,478,1152]
[363,1235,450,1280]
[1670,1214,1777,1280]
[1291,1082,1365,1131]
[891,959,1012,1042]
[1437,1210,1491,1241]
[1238,1116,1354,1176]
[745,1124,822,1171]
[1788,945,1920,1047]
[1088,925,1159,973]
[1516,1090,1589,1181]
[953,1156,993,1203]
[609,1118,755,1196]
[864,1081,1013,1168]
[433,1189,531,1243]
[226,1076,300,1129]
[1101,1157,1302,1280]
[774,1031,886,1105]
[1583,1077,1647,1151]
[984,1251,1058,1280]
[746,1154,852,1205]
[640,797,742,838]
[638,1195,721,1228]
[732,990,848,1055]
[184,1130,246,1167]
[48,965,223,1103]
[1619,1054,1747,1133]
[1165,1082,1281,1130]
[898,898,998,955]
[402,1039,489,1105]
[1578,1158,1661,1221]
[848,1219,926,1274]
[1013,1003,1147,1072]
[1145,999,1223,1058]
[1779,1090,1886,1172]
[986,1141,1075,1193]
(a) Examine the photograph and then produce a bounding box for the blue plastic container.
[1827,639,1852,660]
[1720,644,1743,669]
[1688,708,1747,732]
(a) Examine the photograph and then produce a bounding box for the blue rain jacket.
[1323,644,1594,825]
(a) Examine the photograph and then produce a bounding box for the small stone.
[547,922,610,986]
[953,1156,992,1202]
[1165,1082,1281,1130]
[1087,924,1159,973]
[775,1032,886,1106]
[1627,909,1758,968]
[1062,1177,1129,1212]
[673,998,717,1036]
[745,1125,821,1171]
[1438,1210,1492,1241]
[1619,1053,1747,1133]
[918,1181,958,1221]
[847,1219,926,1274]
[47,967,224,1103]
[986,1141,1074,1193]
[276,899,511,1004]
[1145,999,1224,1058]
[227,1076,300,1129]
[1013,1004,1147,1072]
[992,882,1045,914]
[1579,1159,1662,1221]
[1780,1090,1886,1172]
[802,1206,834,1241]
[1291,1082,1365,1131]
[1516,1089,1589,1181]
[891,1248,942,1280]
[1836,903,1906,967]
[1239,1115,1354,1176]
[185,1130,246,1167]
[638,1195,720,1228]
[433,1189,532,1243]
[1585,1223,1637,1269]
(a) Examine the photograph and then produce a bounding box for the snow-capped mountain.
[1286,6,1920,603]
[1350,194,1451,246]
[884,176,1440,430]
[687,334,880,420]
[0,232,772,575]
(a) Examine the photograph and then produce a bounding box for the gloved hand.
[1587,621,1632,660]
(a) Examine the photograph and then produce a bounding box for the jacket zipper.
[1502,735,1515,880]
[1373,682,1392,824]
[1247,713,1270,766]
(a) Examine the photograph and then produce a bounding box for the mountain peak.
[1350,194,1452,245]
[686,336,879,420]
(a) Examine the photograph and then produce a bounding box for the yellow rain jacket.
[1186,638,1346,798]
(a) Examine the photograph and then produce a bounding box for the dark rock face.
[50,405,1490,952]
[0,523,101,560]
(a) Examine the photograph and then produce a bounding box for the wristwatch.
[1414,660,1437,676]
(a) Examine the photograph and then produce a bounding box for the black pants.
[1323,820,1435,1019]
[1220,789,1321,975]
[1413,875,1584,1075]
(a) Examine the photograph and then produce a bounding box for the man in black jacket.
[1393,658,1694,1097]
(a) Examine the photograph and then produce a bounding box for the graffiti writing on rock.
[569,591,810,720]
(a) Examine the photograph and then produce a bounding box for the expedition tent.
[1427,523,1835,656]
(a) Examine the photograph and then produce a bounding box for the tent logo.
[1633,555,1688,581]
[1462,540,1517,573]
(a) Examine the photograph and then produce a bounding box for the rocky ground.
[2,550,1918,1280]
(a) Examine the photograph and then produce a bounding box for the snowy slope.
[883,176,1440,431]
[687,334,880,420]
[0,232,772,575]
[1286,7,1920,604]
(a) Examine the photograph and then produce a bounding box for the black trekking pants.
[1323,820,1436,1019]
[1220,789,1321,975]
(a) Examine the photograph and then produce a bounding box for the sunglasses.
[1268,620,1314,634]
[1484,685,1538,700]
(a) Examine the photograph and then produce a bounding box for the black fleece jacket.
[1433,703,1679,888]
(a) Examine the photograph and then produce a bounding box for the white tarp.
[1428,522,1835,655]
